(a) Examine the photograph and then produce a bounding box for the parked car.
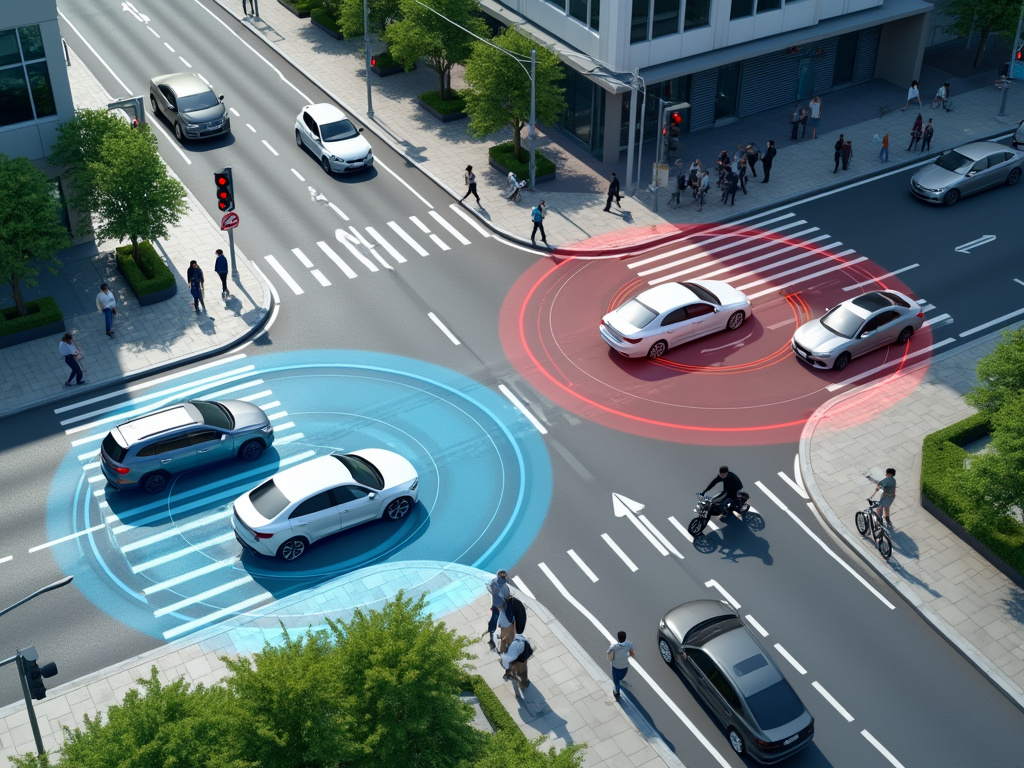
[600,280,752,360]
[295,103,373,174]
[1012,119,1024,150]
[791,289,923,371]
[658,600,814,764]
[149,73,230,141]
[909,141,1024,205]
[101,400,273,493]
[232,450,418,561]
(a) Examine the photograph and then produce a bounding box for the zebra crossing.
[261,204,486,296]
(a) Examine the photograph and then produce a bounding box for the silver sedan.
[149,73,230,142]
[791,290,923,371]
[910,141,1024,205]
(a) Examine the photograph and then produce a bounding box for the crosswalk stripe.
[121,509,234,552]
[264,255,304,295]
[316,241,358,278]
[328,201,349,221]
[291,248,314,268]
[142,558,235,595]
[429,234,450,251]
[162,592,273,640]
[133,532,235,573]
[429,210,470,245]
[348,227,393,271]
[388,221,429,256]
[336,229,378,272]
[448,203,491,238]
[409,215,431,233]
[365,226,407,263]
[154,575,254,617]
[311,269,332,286]
[747,254,864,300]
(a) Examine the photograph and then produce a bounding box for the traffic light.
[667,111,682,155]
[660,101,689,162]
[23,658,58,700]
[371,55,376,67]
[1017,48,1023,61]
[214,167,234,212]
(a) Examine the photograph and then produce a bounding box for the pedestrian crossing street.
[258,204,487,296]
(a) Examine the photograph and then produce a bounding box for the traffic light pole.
[13,653,45,756]
[1001,6,1024,117]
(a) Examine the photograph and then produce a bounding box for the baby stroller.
[504,171,527,202]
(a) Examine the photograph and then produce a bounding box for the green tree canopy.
[463,27,566,159]
[965,327,1024,414]
[337,0,402,39]
[472,730,585,768]
[384,0,489,99]
[940,0,1018,68]
[969,389,1024,516]
[49,109,131,217]
[0,154,70,315]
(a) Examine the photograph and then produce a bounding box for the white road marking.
[601,533,638,572]
[567,549,599,582]
[667,515,694,543]
[745,253,864,298]
[922,313,951,328]
[290,248,314,268]
[29,524,106,553]
[179,56,192,68]
[264,255,304,294]
[143,559,235,595]
[537,563,732,768]
[121,509,234,552]
[768,317,796,330]
[273,432,305,445]
[262,139,278,156]
[704,579,740,608]
[1015,278,1024,288]
[745,614,768,637]
[428,312,461,345]
[238,391,274,403]
[154,576,254,617]
[813,681,854,722]
[409,216,430,233]
[372,157,432,207]
[316,241,358,279]
[164,42,174,52]
[366,226,407,263]
[163,592,273,640]
[87,475,103,484]
[510,575,534,599]
[310,269,331,287]
[336,228,378,272]
[196,74,211,86]
[639,515,684,558]
[959,306,1024,337]
[497,384,547,434]
[612,494,668,556]
[133,532,235,573]
[429,210,471,245]
[843,264,919,291]
[229,107,239,116]
[388,221,429,256]
[825,338,956,391]
[448,203,490,237]
[0,556,12,565]
[773,643,807,675]
[328,202,350,221]
[792,453,804,495]
[777,470,808,499]
[861,730,907,767]
[147,26,160,37]
[207,379,266,400]
[290,167,304,180]
[429,234,450,251]
[82,461,100,471]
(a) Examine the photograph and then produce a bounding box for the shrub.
[489,141,557,178]
[419,89,467,114]
[115,241,175,297]
[311,7,342,33]
[0,296,63,338]
[372,48,397,68]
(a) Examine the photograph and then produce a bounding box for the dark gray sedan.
[658,601,814,763]
[910,141,1024,205]
[149,73,230,141]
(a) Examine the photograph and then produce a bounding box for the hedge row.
[0,296,63,338]
[489,142,557,179]
[419,89,468,114]
[463,673,518,734]
[921,412,1024,579]
[310,7,341,33]
[115,241,175,296]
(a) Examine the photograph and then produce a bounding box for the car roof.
[952,141,1017,160]
[703,625,784,697]
[848,291,895,313]
[634,282,699,314]
[303,102,347,123]
[271,455,353,502]
[152,73,211,97]
[116,404,201,445]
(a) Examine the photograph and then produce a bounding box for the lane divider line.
[639,515,683,558]
[959,306,1024,338]
[773,643,807,675]
[0,556,12,565]
[601,533,638,572]
[777,470,809,500]
[704,579,740,609]
[567,549,599,582]
[812,680,854,722]
[29,524,106,553]
[428,312,461,345]
[744,614,769,637]
[667,515,694,543]
[497,384,547,434]
[825,338,956,392]
[861,729,906,768]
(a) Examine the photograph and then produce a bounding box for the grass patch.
[116,241,176,297]
[310,7,341,33]
[0,297,63,338]
[489,141,557,179]
[419,89,467,115]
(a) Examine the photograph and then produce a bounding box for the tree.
[327,590,483,768]
[940,0,1018,69]
[463,27,566,161]
[964,327,1024,414]
[337,0,401,39]
[384,0,489,99]
[50,109,130,211]
[473,730,585,768]
[0,154,70,316]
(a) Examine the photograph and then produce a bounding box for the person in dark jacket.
[214,249,230,297]
[833,134,845,174]
[187,260,206,313]
[703,466,744,519]
[840,140,853,170]
[603,172,621,211]
[760,141,776,183]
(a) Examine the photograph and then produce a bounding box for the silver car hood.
[792,320,846,354]
[222,400,270,430]
[912,165,963,190]
[180,104,226,124]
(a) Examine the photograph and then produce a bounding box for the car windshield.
[320,118,358,142]
[933,151,972,174]
[614,300,657,329]
[248,479,291,520]
[682,283,721,306]
[189,400,233,430]
[177,90,220,113]
[819,306,864,339]
[745,679,806,731]
[334,454,384,490]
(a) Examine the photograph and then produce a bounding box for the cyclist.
[703,465,743,520]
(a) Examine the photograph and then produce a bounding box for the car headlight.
[261,424,273,433]
[816,351,833,359]
[409,479,418,491]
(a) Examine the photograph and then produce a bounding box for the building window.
[631,0,650,43]
[683,0,711,30]
[569,0,587,23]
[730,0,753,19]
[757,0,782,10]
[590,0,600,31]
[652,0,680,38]
[0,25,56,128]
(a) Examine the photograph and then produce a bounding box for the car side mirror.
[219,94,225,101]
[861,330,875,339]
[359,127,364,133]
[368,491,377,499]
[221,435,227,441]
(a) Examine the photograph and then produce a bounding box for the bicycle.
[855,499,892,560]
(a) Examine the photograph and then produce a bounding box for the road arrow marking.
[954,235,995,253]
[613,494,669,556]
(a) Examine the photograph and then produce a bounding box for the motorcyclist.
[703,465,743,520]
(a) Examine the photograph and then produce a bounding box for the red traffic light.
[1017,49,1023,61]
[214,168,234,213]
[371,55,376,67]
[670,111,682,124]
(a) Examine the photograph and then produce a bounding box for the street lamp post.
[364,0,374,119]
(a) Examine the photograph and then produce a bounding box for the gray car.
[149,73,230,141]
[910,141,1024,205]
[791,289,923,371]
[100,400,273,494]
[658,600,814,764]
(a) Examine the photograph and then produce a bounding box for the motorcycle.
[688,491,751,537]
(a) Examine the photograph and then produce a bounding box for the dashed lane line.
[601,533,638,572]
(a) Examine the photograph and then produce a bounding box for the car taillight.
[254,531,274,540]
[114,466,130,475]
[622,336,643,344]
[916,311,924,318]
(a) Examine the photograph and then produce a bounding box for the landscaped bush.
[372,48,398,68]
[419,89,467,114]
[489,141,556,178]
[0,297,63,338]
[310,7,342,33]
[115,241,175,297]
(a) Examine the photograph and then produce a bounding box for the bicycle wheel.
[855,510,869,536]
[877,533,893,560]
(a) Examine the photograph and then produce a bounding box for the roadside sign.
[220,212,240,230]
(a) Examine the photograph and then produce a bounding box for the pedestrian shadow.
[509,679,573,748]
[1001,590,1024,626]
[616,684,678,754]
[886,558,942,598]
[888,528,919,560]
[246,16,286,43]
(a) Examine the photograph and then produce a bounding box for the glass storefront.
[557,65,605,154]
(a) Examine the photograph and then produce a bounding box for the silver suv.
[100,400,274,494]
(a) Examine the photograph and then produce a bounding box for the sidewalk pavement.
[0,563,681,768]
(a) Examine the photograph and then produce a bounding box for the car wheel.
[239,439,264,462]
[647,340,668,360]
[141,472,169,494]
[150,94,158,113]
[174,122,184,141]
[833,352,851,371]
[1007,168,1022,186]
[942,188,960,206]
[726,311,745,331]
[295,129,303,147]
[278,537,307,561]
[728,728,746,756]
[321,155,332,173]
[658,638,674,665]
[897,326,914,344]
[385,497,411,520]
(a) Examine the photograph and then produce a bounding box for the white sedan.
[295,103,373,174]
[232,450,418,561]
[600,280,752,359]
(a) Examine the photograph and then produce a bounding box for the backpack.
[515,639,534,664]
[508,597,527,633]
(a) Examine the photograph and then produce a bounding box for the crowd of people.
[668,140,777,209]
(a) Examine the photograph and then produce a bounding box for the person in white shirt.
[96,283,117,337]
[59,332,85,386]
[499,632,530,688]
[496,598,515,654]
[607,630,635,699]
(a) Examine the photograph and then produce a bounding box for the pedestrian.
[670,161,687,206]
[716,149,730,184]
[242,0,251,15]
[808,96,822,138]
[907,114,922,151]
[530,201,548,248]
[841,140,852,171]
[760,140,776,183]
[879,132,889,162]
[721,168,738,205]
[931,82,949,110]
[870,468,897,527]
[484,569,511,650]
[688,158,702,188]
[214,249,230,297]
[60,332,85,387]
[737,157,748,194]
[187,259,206,313]
[901,79,922,111]
[921,118,933,151]
[460,164,480,205]
[499,631,532,689]
[832,134,844,174]
[96,283,116,338]
[603,172,620,212]
[496,598,516,654]
[607,630,635,700]
[743,143,759,177]
[799,105,809,138]
[789,105,801,141]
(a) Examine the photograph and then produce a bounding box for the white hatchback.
[295,103,373,174]
[232,450,418,561]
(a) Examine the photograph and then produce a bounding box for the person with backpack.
[607,630,635,700]
[530,201,548,248]
[500,631,533,689]
[497,595,528,653]
[485,570,511,651]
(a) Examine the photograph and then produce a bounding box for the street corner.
[45,350,552,640]
[499,222,935,446]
